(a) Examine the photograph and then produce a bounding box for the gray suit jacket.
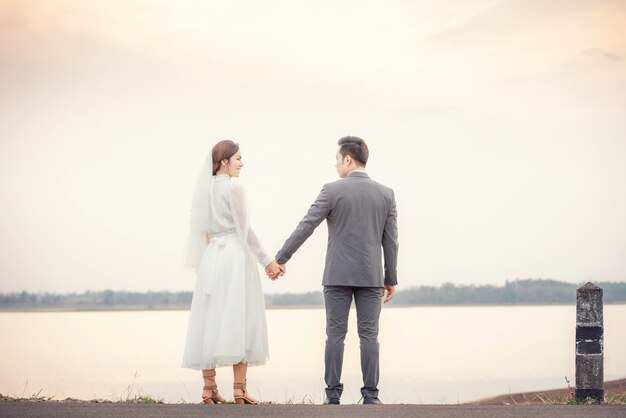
[276,171,398,287]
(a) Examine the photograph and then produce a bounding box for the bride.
[182,140,283,404]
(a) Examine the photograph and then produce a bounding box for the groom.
[271,136,398,405]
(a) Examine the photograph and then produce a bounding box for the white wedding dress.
[182,174,271,370]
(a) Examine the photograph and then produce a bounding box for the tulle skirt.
[182,232,269,370]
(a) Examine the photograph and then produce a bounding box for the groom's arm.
[382,190,398,286]
[275,185,332,264]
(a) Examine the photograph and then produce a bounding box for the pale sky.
[1,0,625,294]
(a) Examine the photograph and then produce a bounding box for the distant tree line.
[0,290,192,310]
[392,280,626,305]
[0,280,625,310]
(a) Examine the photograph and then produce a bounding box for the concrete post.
[575,282,603,404]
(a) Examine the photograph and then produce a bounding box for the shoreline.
[2,302,626,313]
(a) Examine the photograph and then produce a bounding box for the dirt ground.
[472,378,626,405]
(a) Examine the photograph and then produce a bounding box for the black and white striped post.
[575,282,604,404]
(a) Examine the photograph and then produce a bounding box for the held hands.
[265,260,286,280]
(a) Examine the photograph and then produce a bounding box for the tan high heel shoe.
[202,370,226,404]
[233,380,259,404]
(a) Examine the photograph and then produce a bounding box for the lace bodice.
[208,175,271,267]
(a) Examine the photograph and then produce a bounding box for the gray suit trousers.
[323,286,382,400]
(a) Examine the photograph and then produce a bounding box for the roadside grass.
[536,377,626,405]
[3,391,625,404]
[282,393,315,405]
[117,372,164,404]
[495,377,626,405]
[1,373,164,404]
[533,392,626,405]
[0,391,164,404]
[120,394,164,404]
[4,375,625,405]
[0,389,55,402]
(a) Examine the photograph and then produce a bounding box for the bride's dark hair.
[212,140,240,175]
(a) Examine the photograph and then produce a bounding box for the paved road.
[1,403,625,418]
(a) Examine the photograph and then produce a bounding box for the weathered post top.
[576,282,603,326]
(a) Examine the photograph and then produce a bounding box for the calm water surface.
[1,305,624,404]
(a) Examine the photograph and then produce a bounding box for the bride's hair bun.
[212,140,240,174]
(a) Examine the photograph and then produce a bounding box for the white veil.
[185,155,213,270]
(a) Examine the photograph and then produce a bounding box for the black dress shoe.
[363,397,383,405]
[323,398,340,405]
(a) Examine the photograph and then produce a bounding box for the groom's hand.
[382,285,395,303]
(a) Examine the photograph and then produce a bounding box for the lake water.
[1,305,624,404]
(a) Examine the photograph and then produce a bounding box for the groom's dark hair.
[338,136,369,166]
